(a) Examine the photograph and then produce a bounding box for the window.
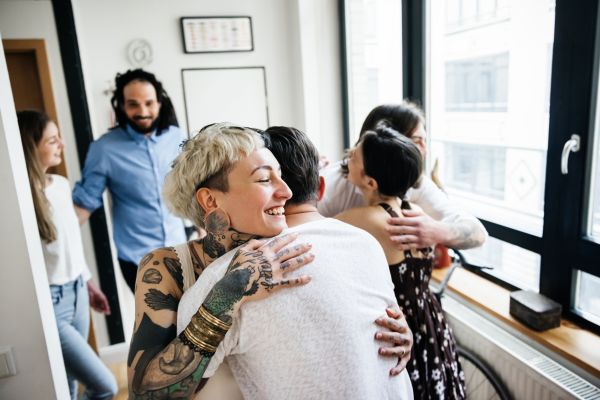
[342,0,403,146]
[341,0,600,333]
[446,0,509,31]
[445,53,508,112]
[428,0,552,291]
[443,143,506,199]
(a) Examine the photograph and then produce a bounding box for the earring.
[204,208,231,235]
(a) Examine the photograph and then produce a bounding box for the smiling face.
[122,80,161,134]
[211,148,292,238]
[36,121,63,172]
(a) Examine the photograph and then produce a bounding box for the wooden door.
[3,39,66,177]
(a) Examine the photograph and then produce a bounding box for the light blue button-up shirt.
[73,124,187,265]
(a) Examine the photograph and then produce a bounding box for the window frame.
[339,0,600,334]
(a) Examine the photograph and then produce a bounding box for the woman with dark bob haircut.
[337,124,466,399]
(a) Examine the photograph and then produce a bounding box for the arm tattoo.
[140,253,153,268]
[158,340,195,375]
[449,221,481,249]
[130,236,270,398]
[142,268,162,284]
[202,248,274,320]
[130,357,209,399]
[163,256,184,292]
[144,288,178,311]
[128,312,176,371]
[203,267,253,323]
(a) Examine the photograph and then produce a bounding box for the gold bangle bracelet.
[189,319,225,341]
[198,306,231,331]
[187,320,225,347]
[182,328,218,353]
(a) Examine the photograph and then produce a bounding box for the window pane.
[428,0,555,236]
[574,271,600,325]
[463,236,540,291]
[344,0,403,145]
[587,60,600,241]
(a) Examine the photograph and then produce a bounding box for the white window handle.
[561,134,580,175]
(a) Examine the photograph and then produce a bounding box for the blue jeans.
[50,276,118,400]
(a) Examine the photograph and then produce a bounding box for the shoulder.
[336,206,382,228]
[49,174,70,187]
[137,246,185,292]
[327,213,381,244]
[46,174,71,197]
[161,125,186,140]
[93,127,128,146]
[85,130,120,157]
[335,207,363,224]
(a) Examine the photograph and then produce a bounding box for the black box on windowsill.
[509,290,562,331]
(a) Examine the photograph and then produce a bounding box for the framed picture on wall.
[180,16,254,53]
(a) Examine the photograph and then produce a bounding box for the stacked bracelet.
[181,306,231,354]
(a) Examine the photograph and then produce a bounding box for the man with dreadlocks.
[73,69,187,292]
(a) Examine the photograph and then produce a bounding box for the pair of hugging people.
[128,121,485,399]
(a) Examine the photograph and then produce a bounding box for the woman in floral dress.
[336,124,466,399]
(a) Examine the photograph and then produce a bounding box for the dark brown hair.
[262,126,320,205]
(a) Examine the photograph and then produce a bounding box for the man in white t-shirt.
[177,126,414,399]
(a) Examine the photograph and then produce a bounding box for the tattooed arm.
[386,209,486,250]
[128,234,313,399]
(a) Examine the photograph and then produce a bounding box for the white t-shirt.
[43,174,91,285]
[178,218,413,400]
[318,160,485,226]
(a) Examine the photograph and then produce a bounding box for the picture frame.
[180,16,254,53]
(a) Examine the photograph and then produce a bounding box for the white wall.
[0,34,69,400]
[295,0,344,159]
[75,0,300,137]
[73,0,343,155]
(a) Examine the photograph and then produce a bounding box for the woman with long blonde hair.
[18,110,118,400]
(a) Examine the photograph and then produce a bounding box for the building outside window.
[343,0,403,145]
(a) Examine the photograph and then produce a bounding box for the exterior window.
[444,143,506,199]
[342,0,403,145]
[445,53,508,112]
[446,0,509,31]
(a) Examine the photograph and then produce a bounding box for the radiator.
[441,295,600,399]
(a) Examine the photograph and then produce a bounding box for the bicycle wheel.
[457,346,511,400]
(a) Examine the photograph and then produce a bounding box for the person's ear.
[317,176,326,201]
[365,175,378,192]
[195,187,219,214]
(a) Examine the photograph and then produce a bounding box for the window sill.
[431,267,600,377]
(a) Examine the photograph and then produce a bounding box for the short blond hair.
[163,123,264,228]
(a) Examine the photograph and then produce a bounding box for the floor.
[108,361,128,400]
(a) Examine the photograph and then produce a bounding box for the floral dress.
[380,203,466,400]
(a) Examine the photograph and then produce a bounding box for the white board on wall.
[182,67,269,135]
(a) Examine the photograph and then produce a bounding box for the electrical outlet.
[0,346,17,378]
